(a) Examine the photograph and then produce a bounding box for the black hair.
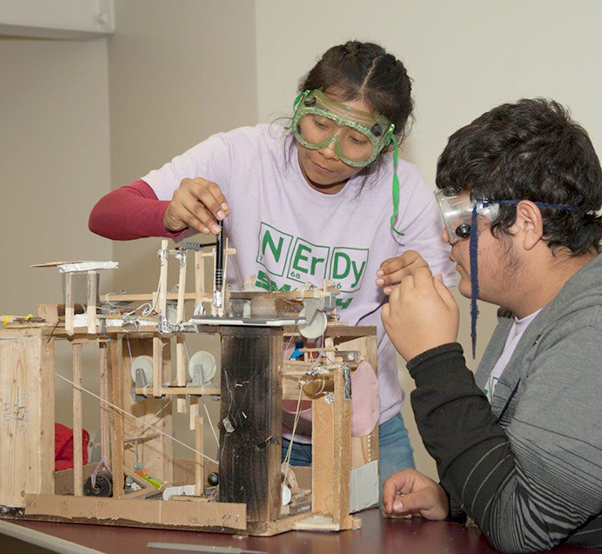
[299,41,414,144]
[436,98,602,255]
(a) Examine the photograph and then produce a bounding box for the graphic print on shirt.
[254,221,369,310]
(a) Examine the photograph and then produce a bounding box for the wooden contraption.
[0,241,379,536]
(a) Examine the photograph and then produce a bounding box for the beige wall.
[0,37,112,435]
[255,0,602,478]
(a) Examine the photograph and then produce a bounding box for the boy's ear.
[514,201,544,251]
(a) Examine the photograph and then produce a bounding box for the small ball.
[208,472,219,486]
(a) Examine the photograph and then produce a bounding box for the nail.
[217,210,225,220]
[221,203,229,211]
[393,500,403,512]
[376,278,384,286]
[212,225,221,234]
[384,287,392,295]
[376,269,384,277]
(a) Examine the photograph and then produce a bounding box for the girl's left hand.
[376,250,430,295]
[381,268,459,361]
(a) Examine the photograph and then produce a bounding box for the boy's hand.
[383,468,449,520]
[376,251,430,295]
[381,267,459,361]
[164,178,230,235]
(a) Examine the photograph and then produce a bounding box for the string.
[55,372,218,465]
[282,382,305,483]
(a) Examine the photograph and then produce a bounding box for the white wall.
[255,0,602,478]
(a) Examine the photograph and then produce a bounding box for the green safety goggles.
[291,89,403,235]
[292,90,395,167]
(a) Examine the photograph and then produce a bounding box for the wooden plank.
[121,338,174,484]
[218,327,283,522]
[102,292,207,303]
[86,271,98,333]
[108,338,124,498]
[134,385,220,397]
[0,329,55,507]
[311,347,352,525]
[72,342,84,496]
[24,495,247,531]
[98,341,111,462]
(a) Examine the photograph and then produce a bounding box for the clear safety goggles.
[292,90,395,168]
[435,188,499,245]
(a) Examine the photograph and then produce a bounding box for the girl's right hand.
[163,177,230,235]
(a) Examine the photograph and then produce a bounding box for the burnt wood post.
[218,326,283,522]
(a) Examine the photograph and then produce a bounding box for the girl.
[89,41,456,489]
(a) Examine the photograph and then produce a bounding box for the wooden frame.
[0,242,379,536]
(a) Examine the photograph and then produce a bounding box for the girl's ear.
[514,200,544,251]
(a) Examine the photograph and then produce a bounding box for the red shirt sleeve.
[88,180,188,240]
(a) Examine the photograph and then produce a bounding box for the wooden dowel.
[86,271,98,334]
[65,273,74,335]
[109,339,124,498]
[98,341,110,462]
[194,251,204,313]
[195,416,204,496]
[158,239,169,316]
[153,337,163,398]
[176,335,187,413]
[72,342,83,496]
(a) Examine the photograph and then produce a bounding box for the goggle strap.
[390,133,404,237]
[470,205,480,359]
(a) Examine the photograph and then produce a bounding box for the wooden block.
[36,304,59,325]
[0,329,55,507]
[72,342,84,496]
[218,327,283,522]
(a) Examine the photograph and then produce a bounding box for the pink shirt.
[138,124,456,423]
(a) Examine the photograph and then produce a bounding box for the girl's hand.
[381,268,459,361]
[164,177,230,235]
[383,468,449,520]
[376,251,430,295]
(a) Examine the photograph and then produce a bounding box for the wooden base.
[6,495,361,537]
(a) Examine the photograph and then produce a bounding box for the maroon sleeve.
[88,180,188,240]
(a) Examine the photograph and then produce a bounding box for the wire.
[55,372,218,465]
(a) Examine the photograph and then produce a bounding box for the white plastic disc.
[188,350,217,384]
[299,309,328,340]
[130,355,154,384]
[281,484,292,506]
